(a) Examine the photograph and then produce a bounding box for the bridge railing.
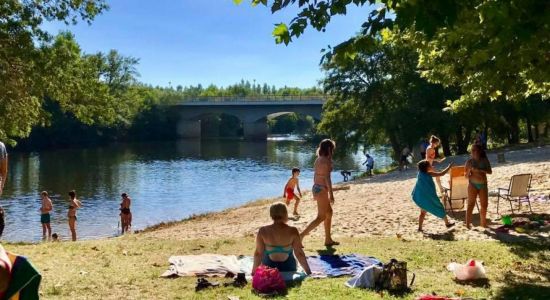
[178,95,328,103]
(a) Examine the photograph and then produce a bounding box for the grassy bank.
[6,236,549,299]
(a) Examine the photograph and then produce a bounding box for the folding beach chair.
[442,166,471,217]
[497,174,533,215]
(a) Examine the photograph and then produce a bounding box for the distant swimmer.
[40,191,53,240]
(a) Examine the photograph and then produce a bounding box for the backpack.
[252,265,286,295]
[375,259,415,292]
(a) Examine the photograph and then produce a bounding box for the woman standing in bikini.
[465,144,492,229]
[119,193,132,234]
[426,135,445,194]
[67,190,81,241]
[300,139,339,246]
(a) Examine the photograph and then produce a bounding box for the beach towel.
[161,254,243,277]
[307,254,382,278]
[161,255,306,282]
[3,253,41,300]
[161,254,380,280]
[411,172,446,218]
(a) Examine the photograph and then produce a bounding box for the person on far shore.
[119,193,132,234]
[283,168,302,216]
[252,203,311,275]
[67,190,81,241]
[426,135,445,194]
[412,160,455,232]
[300,139,339,247]
[399,146,411,171]
[363,153,374,176]
[40,191,53,240]
[465,144,492,229]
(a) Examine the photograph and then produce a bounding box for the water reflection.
[0,139,392,242]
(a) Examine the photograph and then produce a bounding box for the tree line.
[244,0,549,158]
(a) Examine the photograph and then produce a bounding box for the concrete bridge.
[172,96,326,140]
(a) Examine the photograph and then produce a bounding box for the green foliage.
[0,0,108,144]
[252,0,549,106]
[318,33,456,156]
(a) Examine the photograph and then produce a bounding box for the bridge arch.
[173,97,325,140]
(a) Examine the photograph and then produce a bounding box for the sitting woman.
[252,203,311,275]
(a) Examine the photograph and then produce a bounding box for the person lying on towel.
[0,244,42,300]
[252,203,311,275]
[411,160,456,232]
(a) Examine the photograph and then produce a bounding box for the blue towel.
[411,172,446,218]
[306,254,381,278]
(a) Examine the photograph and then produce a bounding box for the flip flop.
[446,222,456,228]
[324,241,340,246]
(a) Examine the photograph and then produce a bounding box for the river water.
[0,138,392,242]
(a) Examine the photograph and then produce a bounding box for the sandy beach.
[144,145,550,242]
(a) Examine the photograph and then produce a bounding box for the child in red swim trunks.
[283,168,302,216]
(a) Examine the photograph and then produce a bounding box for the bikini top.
[471,159,489,171]
[264,244,293,255]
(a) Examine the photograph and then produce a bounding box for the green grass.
[5,236,549,299]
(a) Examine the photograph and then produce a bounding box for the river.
[0,138,392,242]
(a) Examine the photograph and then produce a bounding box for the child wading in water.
[40,191,53,240]
[411,160,455,232]
[283,168,302,216]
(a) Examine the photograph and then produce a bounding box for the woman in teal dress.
[465,144,492,229]
[412,160,455,231]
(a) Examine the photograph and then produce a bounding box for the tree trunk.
[510,120,520,144]
[455,126,471,154]
[440,133,452,156]
[388,132,401,162]
[534,122,539,141]
[526,118,534,143]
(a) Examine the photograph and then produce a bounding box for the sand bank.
[144,146,550,242]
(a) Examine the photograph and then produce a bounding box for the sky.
[43,0,373,88]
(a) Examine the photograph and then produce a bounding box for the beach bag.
[375,259,415,292]
[252,265,286,294]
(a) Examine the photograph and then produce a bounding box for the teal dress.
[411,172,446,218]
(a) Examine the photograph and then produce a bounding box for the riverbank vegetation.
[250,0,549,157]
[3,1,548,155]
[6,235,548,299]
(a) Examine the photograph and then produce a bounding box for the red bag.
[252,265,286,294]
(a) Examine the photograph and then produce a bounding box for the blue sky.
[44,0,373,88]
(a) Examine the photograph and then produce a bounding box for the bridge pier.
[176,120,201,139]
[243,121,268,140]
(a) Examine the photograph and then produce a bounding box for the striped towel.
[3,253,41,300]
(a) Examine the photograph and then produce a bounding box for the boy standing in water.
[283,168,302,216]
[40,191,53,240]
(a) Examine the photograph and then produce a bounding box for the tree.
[0,0,108,143]
[247,0,549,106]
[318,33,459,157]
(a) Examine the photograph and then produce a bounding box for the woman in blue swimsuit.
[252,203,311,275]
[465,144,492,229]
[300,139,339,246]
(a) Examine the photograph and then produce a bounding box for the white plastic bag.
[447,259,486,281]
